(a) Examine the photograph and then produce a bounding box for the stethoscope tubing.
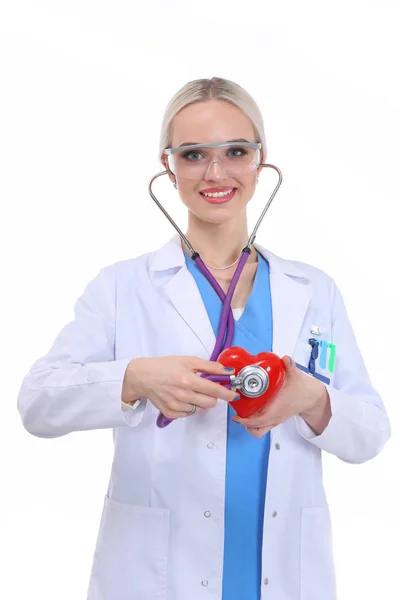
[148,165,283,428]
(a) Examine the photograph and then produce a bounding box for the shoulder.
[98,235,187,286]
[98,249,155,281]
[260,246,333,283]
[79,251,155,305]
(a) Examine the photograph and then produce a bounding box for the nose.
[204,159,228,181]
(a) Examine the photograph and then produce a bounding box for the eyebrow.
[178,138,251,147]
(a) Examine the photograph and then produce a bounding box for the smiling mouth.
[199,187,237,204]
[200,188,234,198]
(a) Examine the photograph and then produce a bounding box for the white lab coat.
[17,234,391,600]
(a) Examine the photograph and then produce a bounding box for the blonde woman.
[17,77,390,600]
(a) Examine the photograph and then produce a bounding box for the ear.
[257,147,265,179]
[161,153,176,186]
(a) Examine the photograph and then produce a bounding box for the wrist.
[299,377,327,417]
[122,358,146,405]
[299,384,332,435]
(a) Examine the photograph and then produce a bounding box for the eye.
[181,150,204,161]
[227,147,248,158]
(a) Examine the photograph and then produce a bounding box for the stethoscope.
[149,165,329,428]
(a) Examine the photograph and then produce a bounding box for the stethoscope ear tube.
[148,164,283,256]
[150,166,283,428]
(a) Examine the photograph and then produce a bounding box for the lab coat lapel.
[254,244,312,358]
[151,235,312,360]
[151,236,216,357]
[164,268,216,356]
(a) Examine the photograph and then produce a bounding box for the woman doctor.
[17,77,390,600]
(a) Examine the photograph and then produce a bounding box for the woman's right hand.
[121,355,238,419]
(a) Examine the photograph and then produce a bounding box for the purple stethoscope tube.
[148,164,283,429]
[157,249,251,427]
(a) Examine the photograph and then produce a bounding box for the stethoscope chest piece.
[234,365,269,397]
[217,346,286,419]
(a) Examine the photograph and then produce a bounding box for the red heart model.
[217,346,286,418]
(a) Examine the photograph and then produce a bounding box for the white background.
[1,1,399,598]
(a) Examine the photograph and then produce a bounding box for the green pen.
[328,343,336,373]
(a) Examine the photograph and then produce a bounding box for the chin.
[190,207,242,227]
[183,191,250,222]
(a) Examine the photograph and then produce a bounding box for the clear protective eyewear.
[164,141,262,180]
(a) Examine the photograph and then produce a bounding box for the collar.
[149,234,309,280]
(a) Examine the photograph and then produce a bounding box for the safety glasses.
[164,141,262,180]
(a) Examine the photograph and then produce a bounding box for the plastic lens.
[165,142,261,180]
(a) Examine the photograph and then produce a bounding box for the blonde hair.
[159,77,267,160]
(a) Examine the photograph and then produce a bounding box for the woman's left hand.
[232,356,330,438]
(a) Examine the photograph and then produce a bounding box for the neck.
[183,213,257,268]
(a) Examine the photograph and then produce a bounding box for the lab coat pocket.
[88,495,170,600]
[300,505,336,600]
[294,341,335,388]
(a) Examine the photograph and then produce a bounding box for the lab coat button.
[204,510,211,518]
[201,580,209,587]
[275,443,280,450]
[207,442,215,449]
[272,511,278,518]
[263,578,269,585]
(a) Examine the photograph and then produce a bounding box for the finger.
[160,403,206,420]
[184,392,219,410]
[282,355,296,377]
[190,389,240,409]
[231,413,260,425]
[186,356,235,376]
[168,388,218,411]
[235,416,265,426]
[239,417,279,429]
[234,418,265,427]
[232,413,274,428]
[231,397,278,425]
[179,402,207,415]
[177,386,235,410]
[189,374,238,402]
[246,426,271,439]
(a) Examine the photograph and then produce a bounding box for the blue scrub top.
[185,252,273,600]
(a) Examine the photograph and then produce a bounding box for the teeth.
[202,189,234,198]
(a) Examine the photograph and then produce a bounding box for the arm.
[299,385,332,435]
[294,277,391,463]
[17,266,146,438]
